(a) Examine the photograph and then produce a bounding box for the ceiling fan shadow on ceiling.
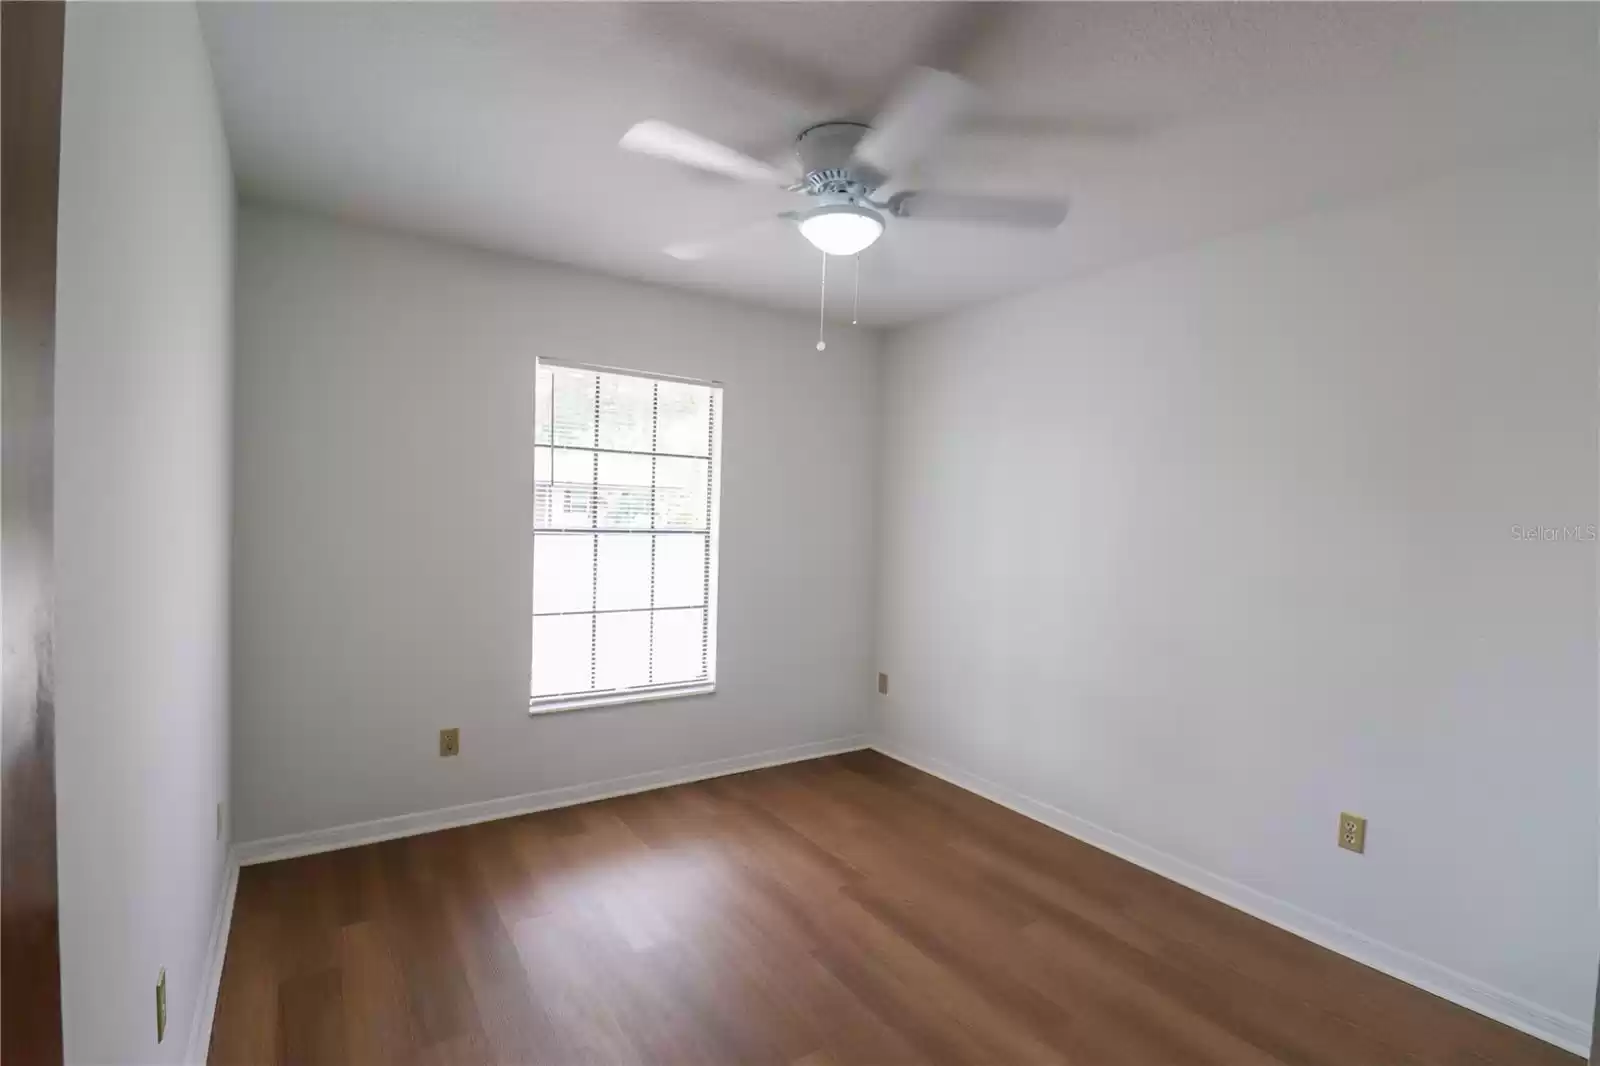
[618,66,1071,344]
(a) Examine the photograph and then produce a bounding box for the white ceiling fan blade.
[916,2,1016,78]
[620,121,785,185]
[664,216,786,261]
[852,68,972,176]
[629,6,851,114]
[887,191,1069,230]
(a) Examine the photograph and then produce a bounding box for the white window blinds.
[531,361,722,709]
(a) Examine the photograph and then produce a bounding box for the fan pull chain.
[852,254,861,325]
[816,251,828,351]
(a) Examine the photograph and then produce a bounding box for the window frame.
[529,358,723,715]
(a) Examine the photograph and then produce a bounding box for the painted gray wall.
[54,3,235,1061]
[876,142,1598,1036]
[230,203,880,843]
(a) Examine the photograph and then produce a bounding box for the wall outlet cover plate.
[1338,812,1367,854]
[156,967,167,1042]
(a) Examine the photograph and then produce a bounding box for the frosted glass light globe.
[798,205,884,256]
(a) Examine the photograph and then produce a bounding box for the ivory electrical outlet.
[440,727,460,757]
[877,672,889,695]
[1338,812,1367,854]
[156,968,167,1043]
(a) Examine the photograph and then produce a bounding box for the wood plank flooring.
[210,751,1577,1066]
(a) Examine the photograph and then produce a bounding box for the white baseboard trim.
[870,742,1590,1057]
[184,853,239,1065]
[235,735,870,867]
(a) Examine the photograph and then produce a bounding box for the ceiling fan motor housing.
[795,121,884,199]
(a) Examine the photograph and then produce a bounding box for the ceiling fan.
[618,65,1071,263]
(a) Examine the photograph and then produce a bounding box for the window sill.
[529,682,716,716]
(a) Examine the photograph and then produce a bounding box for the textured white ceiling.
[199,2,1598,325]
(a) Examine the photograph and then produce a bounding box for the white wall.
[54,3,235,1063]
[231,204,879,843]
[876,143,1598,1034]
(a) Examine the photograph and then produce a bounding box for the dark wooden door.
[1,2,66,1062]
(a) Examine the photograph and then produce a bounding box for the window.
[531,361,722,711]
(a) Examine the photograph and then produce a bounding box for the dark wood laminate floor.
[210,751,1577,1066]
